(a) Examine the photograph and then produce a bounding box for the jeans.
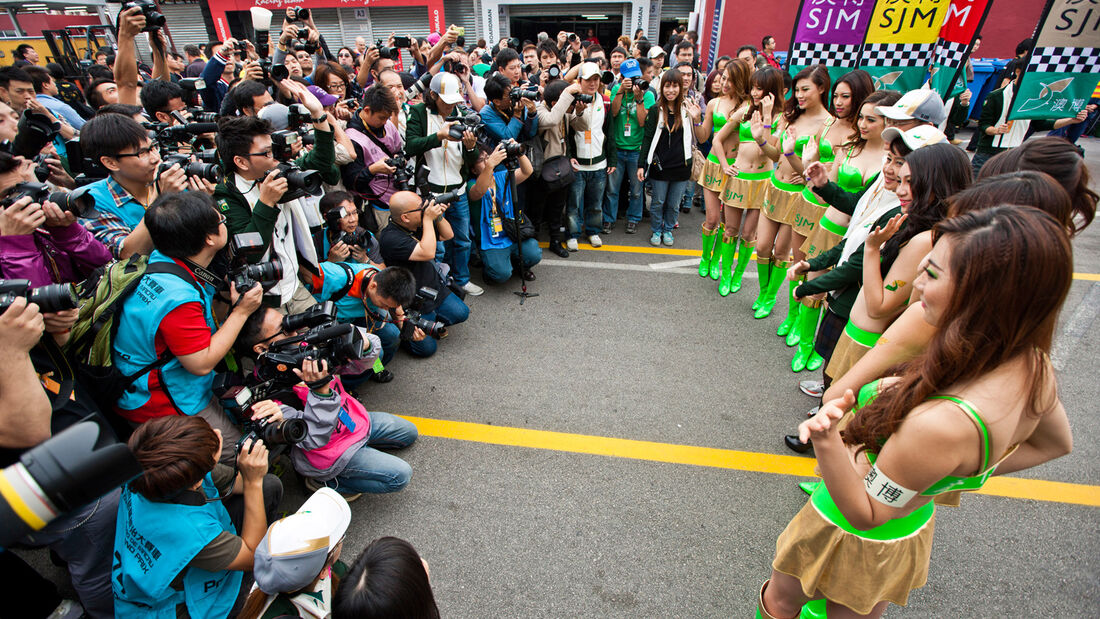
[567,169,607,238]
[375,321,400,366]
[970,150,994,178]
[482,238,542,284]
[1048,101,1099,144]
[649,179,688,234]
[442,192,472,285]
[404,291,470,357]
[680,177,697,209]
[325,411,417,494]
[603,150,642,224]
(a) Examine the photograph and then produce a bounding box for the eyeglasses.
[248,149,274,159]
[113,142,160,159]
[328,82,347,92]
[217,213,227,226]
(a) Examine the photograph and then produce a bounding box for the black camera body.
[574,93,594,104]
[401,287,446,340]
[385,154,413,188]
[447,110,483,140]
[254,322,368,385]
[336,226,369,249]
[510,86,540,102]
[225,232,282,294]
[498,138,524,171]
[12,110,60,160]
[0,181,94,217]
[158,153,220,184]
[442,58,467,75]
[265,152,323,203]
[286,103,312,131]
[186,107,218,123]
[634,79,650,93]
[217,384,307,452]
[121,0,165,32]
[287,7,310,21]
[375,39,399,60]
[546,65,562,80]
[0,279,78,313]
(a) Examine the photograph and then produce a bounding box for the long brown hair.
[847,89,900,156]
[832,69,874,147]
[723,57,752,108]
[948,171,1072,227]
[657,68,686,132]
[784,64,830,124]
[844,206,1072,454]
[748,67,784,122]
[979,136,1097,235]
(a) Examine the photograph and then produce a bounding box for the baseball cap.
[471,63,491,77]
[430,71,464,104]
[620,58,642,79]
[253,488,352,595]
[876,89,947,126]
[648,46,666,60]
[578,62,600,80]
[880,124,948,152]
[257,103,289,130]
[307,85,339,107]
[427,32,441,46]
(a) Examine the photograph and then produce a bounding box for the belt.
[575,154,605,166]
[427,181,467,193]
[810,482,934,540]
[819,213,848,236]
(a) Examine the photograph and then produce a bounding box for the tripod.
[506,168,538,304]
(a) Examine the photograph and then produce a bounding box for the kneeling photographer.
[379,191,469,358]
[341,84,406,233]
[468,142,541,283]
[234,304,418,500]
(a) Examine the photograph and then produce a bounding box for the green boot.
[751,257,771,312]
[754,260,788,319]
[791,303,823,372]
[708,224,723,280]
[800,598,827,618]
[717,236,738,296]
[730,239,753,293]
[698,226,718,277]
[776,280,801,344]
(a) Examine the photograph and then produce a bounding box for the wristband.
[311,115,327,124]
[783,151,794,157]
[306,377,332,391]
[764,124,772,129]
[757,140,767,147]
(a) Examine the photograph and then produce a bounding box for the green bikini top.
[836,149,873,194]
[856,381,1014,497]
[793,135,810,158]
[817,117,838,163]
[711,110,728,135]
[739,121,754,142]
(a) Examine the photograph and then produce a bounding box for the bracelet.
[306,377,331,391]
[757,140,767,147]
[783,151,794,157]
[311,115,327,124]
[764,124,772,129]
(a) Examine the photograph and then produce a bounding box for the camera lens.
[28,283,78,313]
[271,64,289,81]
[260,418,307,445]
[49,187,94,217]
[185,162,220,184]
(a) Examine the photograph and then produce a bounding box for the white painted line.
[540,258,757,279]
[649,258,702,270]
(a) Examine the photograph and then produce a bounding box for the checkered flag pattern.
[1028,46,1100,74]
[788,42,860,68]
[861,43,933,67]
[931,39,968,69]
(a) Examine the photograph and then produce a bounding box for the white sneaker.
[462,281,485,296]
[799,380,825,398]
[566,238,579,252]
[588,234,603,247]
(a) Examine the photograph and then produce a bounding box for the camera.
[546,65,562,80]
[574,93,594,104]
[442,58,467,75]
[285,103,311,131]
[216,384,307,454]
[376,39,398,60]
[178,77,204,95]
[340,97,359,111]
[600,70,615,85]
[567,33,579,43]
[186,107,218,123]
[393,36,412,48]
[287,7,310,21]
[31,153,50,183]
[231,260,282,294]
[506,37,521,50]
[510,86,540,102]
[0,279,78,313]
[157,153,220,184]
[634,78,650,93]
[447,109,483,140]
[267,162,322,202]
[293,41,318,55]
[282,300,337,333]
[1,181,95,217]
[429,189,462,206]
[12,110,60,160]
[498,138,524,171]
[385,154,413,188]
[336,226,369,249]
[121,0,165,32]
[400,287,446,340]
[269,62,289,82]
[254,322,372,385]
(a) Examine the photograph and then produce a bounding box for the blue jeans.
[603,150,643,224]
[567,168,607,238]
[327,411,417,494]
[1048,101,1099,144]
[649,179,687,234]
[404,291,469,357]
[442,192,472,285]
[376,321,400,366]
[680,177,697,209]
[482,238,542,284]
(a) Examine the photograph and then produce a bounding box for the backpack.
[66,254,197,413]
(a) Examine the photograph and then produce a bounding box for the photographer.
[273,18,324,84]
[532,79,579,257]
[0,152,112,286]
[236,316,418,495]
[604,58,654,235]
[342,84,404,232]
[114,415,281,618]
[405,72,482,296]
[214,80,335,312]
[112,192,264,455]
[226,79,275,117]
[565,62,618,250]
[79,113,195,258]
[85,78,119,111]
[23,65,85,130]
[114,5,170,109]
[0,66,76,143]
[379,191,469,357]
[479,74,538,155]
[468,143,541,283]
[200,36,248,112]
[140,78,189,124]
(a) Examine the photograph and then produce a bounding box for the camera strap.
[180,258,222,291]
[360,124,397,158]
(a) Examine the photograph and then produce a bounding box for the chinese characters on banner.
[1009,0,1100,121]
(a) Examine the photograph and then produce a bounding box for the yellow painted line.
[539,243,1100,281]
[401,415,1100,508]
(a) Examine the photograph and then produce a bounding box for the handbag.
[690,147,705,182]
[527,136,545,177]
[502,208,537,242]
[540,155,574,190]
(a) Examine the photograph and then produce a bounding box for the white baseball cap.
[880,124,948,151]
[647,46,666,60]
[430,71,464,104]
[252,488,351,594]
[876,89,947,126]
[578,62,600,80]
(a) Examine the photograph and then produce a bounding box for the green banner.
[1009,0,1100,121]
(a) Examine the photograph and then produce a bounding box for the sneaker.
[462,281,485,296]
[625,221,638,234]
[805,405,820,419]
[588,234,603,247]
[601,222,613,234]
[304,477,362,502]
[566,238,579,252]
[799,380,825,398]
[661,232,674,246]
[649,232,661,246]
[47,600,84,619]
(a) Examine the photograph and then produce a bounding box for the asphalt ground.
[20,129,1100,617]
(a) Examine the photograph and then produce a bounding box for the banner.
[927,0,992,99]
[1009,0,1100,121]
[859,0,950,92]
[786,0,876,85]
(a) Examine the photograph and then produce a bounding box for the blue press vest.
[86,177,147,230]
[312,261,382,323]
[113,474,242,618]
[472,170,515,251]
[113,251,216,415]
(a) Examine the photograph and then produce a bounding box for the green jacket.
[811,173,877,217]
[405,101,479,185]
[214,126,336,253]
[976,86,1055,156]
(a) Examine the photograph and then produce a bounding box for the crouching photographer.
[468,141,541,283]
[379,191,470,358]
[233,305,418,501]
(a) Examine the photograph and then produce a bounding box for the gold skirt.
[762,178,803,226]
[773,497,934,615]
[721,173,769,210]
[789,189,826,237]
[800,216,847,261]
[699,158,730,192]
[824,327,877,381]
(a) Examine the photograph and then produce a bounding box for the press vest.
[113,474,242,618]
[292,378,372,472]
[346,120,404,203]
[113,251,216,416]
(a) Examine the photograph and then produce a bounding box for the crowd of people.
[0,8,1094,618]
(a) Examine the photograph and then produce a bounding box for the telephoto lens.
[574,93,594,104]
[49,186,95,217]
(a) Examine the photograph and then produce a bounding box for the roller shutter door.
[506,3,625,17]
[661,0,695,20]
[161,1,212,54]
[308,8,345,58]
[364,6,431,69]
[443,0,479,40]
[339,8,372,51]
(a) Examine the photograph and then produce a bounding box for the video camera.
[0,278,78,313]
[226,232,282,294]
[1,181,95,217]
[254,321,372,385]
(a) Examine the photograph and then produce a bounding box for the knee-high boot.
[752,257,772,312]
[755,260,789,319]
[791,300,823,372]
[730,238,753,293]
[708,224,724,280]
[698,226,718,278]
[776,279,801,344]
[717,235,738,296]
